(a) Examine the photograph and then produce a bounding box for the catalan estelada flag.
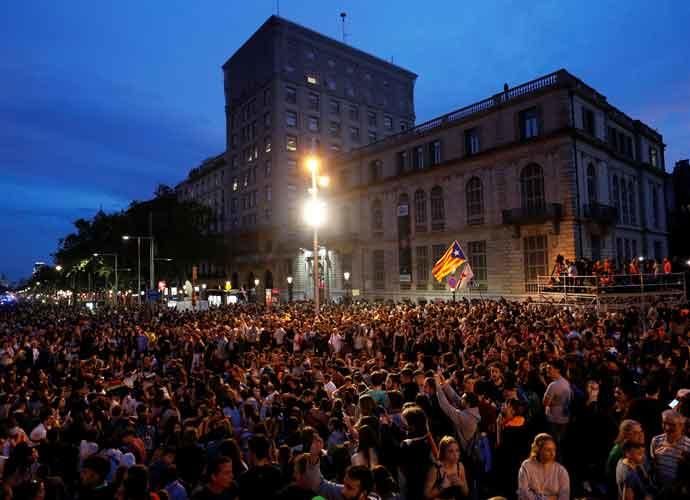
[432,240,467,282]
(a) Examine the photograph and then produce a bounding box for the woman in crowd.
[517,433,569,500]
[424,436,469,500]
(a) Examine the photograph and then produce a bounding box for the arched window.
[466,176,484,224]
[430,186,445,230]
[520,163,545,212]
[414,189,427,227]
[586,163,597,203]
[628,180,636,225]
[371,199,383,234]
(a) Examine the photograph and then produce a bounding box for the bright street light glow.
[305,156,320,172]
[303,198,326,227]
[318,175,330,188]
[638,256,645,262]
[55,265,63,272]
[122,235,130,240]
[287,276,293,284]
[344,271,351,281]
[254,278,260,287]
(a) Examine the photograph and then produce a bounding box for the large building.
[669,158,690,259]
[219,15,416,294]
[322,69,669,300]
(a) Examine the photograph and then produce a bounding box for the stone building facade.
[321,69,669,300]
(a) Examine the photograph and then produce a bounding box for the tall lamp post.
[343,271,351,303]
[304,156,329,316]
[122,235,154,304]
[93,253,118,302]
[287,276,294,302]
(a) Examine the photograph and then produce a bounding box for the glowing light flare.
[303,198,327,227]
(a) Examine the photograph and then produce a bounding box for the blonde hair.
[529,433,555,462]
[615,419,641,445]
[438,436,460,462]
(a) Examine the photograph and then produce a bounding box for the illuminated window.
[306,75,318,85]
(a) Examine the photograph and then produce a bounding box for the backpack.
[459,414,492,475]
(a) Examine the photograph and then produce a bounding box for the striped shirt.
[650,433,690,484]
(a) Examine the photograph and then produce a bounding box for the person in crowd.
[423,436,469,500]
[649,409,690,488]
[542,359,572,451]
[517,433,569,500]
[237,434,281,500]
[191,456,238,500]
[616,440,656,500]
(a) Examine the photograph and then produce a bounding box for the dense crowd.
[0,297,689,500]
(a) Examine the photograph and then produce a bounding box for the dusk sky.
[1,1,689,281]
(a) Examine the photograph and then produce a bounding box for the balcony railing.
[583,203,618,225]
[502,203,563,225]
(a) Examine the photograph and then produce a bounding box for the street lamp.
[122,235,155,304]
[55,265,63,272]
[304,155,329,316]
[254,278,260,304]
[287,276,293,302]
[343,271,351,303]
[93,252,118,300]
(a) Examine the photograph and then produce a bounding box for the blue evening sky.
[1,1,689,281]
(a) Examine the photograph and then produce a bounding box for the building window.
[307,116,320,132]
[466,177,484,224]
[350,126,360,141]
[231,155,238,169]
[468,240,487,283]
[286,110,298,128]
[265,185,272,201]
[608,126,618,149]
[415,246,429,285]
[464,128,480,155]
[414,190,427,229]
[286,135,297,152]
[649,147,659,167]
[368,131,377,144]
[307,92,320,111]
[373,250,385,289]
[265,208,272,222]
[430,186,445,230]
[384,115,393,130]
[306,74,318,86]
[612,175,620,222]
[371,200,383,234]
[625,136,634,158]
[369,160,382,183]
[628,180,636,225]
[325,76,336,90]
[520,107,539,139]
[586,163,597,202]
[263,112,271,127]
[232,177,238,192]
[520,163,545,211]
[429,140,442,166]
[330,143,341,154]
[621,179,629,224]
[396,151,408,175]
[349,105,359,121]
[265,160,271,178]
[524,235,548,291]
[400,121,408,131]
[367,110,377,128]
[329,121,341,137]
[330,99,340,114]
[651,183,660,227]
[653,240,663,262]
[582,107,595,135]
[264,136,272,153]
[345,84,355,98]
[413,146,424,170]
[285,85,297,104]
[307,136,320,152]
[286,159,297,175]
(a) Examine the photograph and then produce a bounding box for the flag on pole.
[432,240,467,282]
[458,262,475,289]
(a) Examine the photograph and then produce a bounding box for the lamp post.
[254,278,260,305]
[287,276,294,302]
[93,253,118,302]
[122,235,154,304]
[343,271,351,303]
[304,156,329,316]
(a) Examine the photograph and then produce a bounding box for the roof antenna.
[340,12,348,43]
[276,0,280,16]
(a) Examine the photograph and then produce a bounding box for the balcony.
[583,203,617,225]
[502,203,563,225]
[502,203,562,237]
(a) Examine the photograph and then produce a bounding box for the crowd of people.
[0,297,689,500]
